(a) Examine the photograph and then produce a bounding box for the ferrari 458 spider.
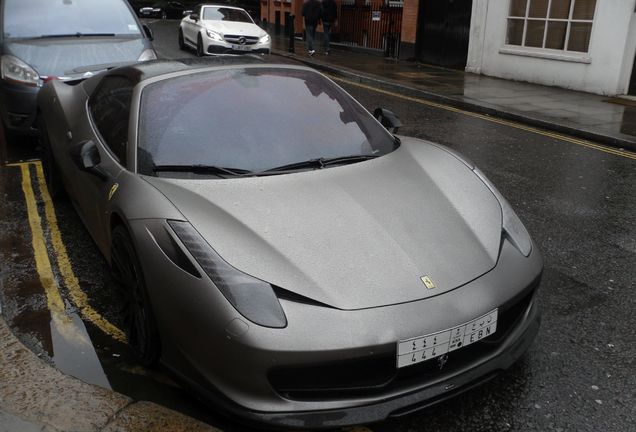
[37,56,542,428]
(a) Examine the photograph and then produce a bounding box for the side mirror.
[190,12,200,21]
[70,140,108,181]
[373,108,402,134]
[142,24,154,41]
[183,10,193,16]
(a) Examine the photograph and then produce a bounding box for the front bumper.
[0,79,39,135]
[130,219,543,428]
[242,289,540,427]
[203,36,271,55]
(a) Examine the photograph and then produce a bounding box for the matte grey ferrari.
[37,57,542,428]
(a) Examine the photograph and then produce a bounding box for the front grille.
[269,278,539,401]
[223,35,259,45]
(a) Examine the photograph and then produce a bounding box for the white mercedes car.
[178,4,270,56]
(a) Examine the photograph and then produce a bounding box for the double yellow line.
[12,161,126,343]
[13,160,378,431]
[332,76,636,161]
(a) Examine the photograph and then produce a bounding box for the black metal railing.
[338,0,403,58]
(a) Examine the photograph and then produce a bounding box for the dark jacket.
[322,0,337,23]
[302,0,322,26]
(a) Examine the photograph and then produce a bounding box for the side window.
[88,76,134,165]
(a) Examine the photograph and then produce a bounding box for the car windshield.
[3,0,142,39]
[202,6,253,23]
[137,67,398,176]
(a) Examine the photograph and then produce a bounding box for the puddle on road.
[0,163,109,388]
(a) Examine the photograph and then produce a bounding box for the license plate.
[231,44,251,51]
[396,309,498,368]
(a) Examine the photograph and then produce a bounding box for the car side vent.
[273,286,335,309]
[63,78,85,86]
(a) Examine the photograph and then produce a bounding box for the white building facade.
[466,0,636,96]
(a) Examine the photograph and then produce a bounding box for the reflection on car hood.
[4,37,147,78]
[146,138,503,310]
[203,21,265,37]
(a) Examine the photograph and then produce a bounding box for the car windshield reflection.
[137,67,397,177]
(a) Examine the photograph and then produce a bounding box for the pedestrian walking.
[302,0,322,56]
[321,0,337,55]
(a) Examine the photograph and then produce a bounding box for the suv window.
[3,0,142,39]
[89,76,133,165]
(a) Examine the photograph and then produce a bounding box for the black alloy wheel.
[37,117,64,199]
[111,225,161,367]
[197,34,204,57]
[178,29,185,50]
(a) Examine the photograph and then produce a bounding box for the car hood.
[146,138,503,310]
[203,21,265,37]
[4,37,147,78]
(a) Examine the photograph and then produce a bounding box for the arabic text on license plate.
[396,309,498,368]
[232,44,251,51]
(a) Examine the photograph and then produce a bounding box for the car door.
[69,75,133,251]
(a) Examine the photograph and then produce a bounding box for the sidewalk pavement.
[0,315,218,432]
[270,33,636,152]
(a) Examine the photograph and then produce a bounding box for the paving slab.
[0,316,130,431]
[101,401,216,432]
[0,409,51,432]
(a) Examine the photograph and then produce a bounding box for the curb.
[272,49,636,153]
[0,315,218,432]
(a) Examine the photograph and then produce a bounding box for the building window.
[506,0,597,52]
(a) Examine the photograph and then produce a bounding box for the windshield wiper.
[257,154,379,174]
[36,33,117,39]
[152,164,252,178]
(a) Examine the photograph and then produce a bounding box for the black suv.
[0,0,156,136]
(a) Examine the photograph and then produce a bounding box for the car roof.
[99,56,308,84]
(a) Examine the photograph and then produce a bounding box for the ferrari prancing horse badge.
[421,275,436,290]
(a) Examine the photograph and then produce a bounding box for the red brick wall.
[401,0,419,44]
[262,0,343,34]
[260,0,296,28]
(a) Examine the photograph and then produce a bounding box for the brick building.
[260,0,474,67]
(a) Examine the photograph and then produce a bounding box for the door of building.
[415,0,472,68]
[629,54,636,95]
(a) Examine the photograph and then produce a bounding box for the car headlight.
[137,49,157,62]
[473,168,532,257]
[206,29,224,42]
[1,55,41,87]
[259,34,271,43]
[168,220,287,328]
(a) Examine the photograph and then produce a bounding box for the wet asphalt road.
[0,18,635,432]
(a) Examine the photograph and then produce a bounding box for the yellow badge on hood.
[421,275,436,290]
[108,183,119,201]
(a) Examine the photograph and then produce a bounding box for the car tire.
[196,34,204,57]
[37,117,65,199]
[111,225,161,367]
[178,29,185,50]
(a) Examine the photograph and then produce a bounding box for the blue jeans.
[323,22,331,51]
[306,24,316,51]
